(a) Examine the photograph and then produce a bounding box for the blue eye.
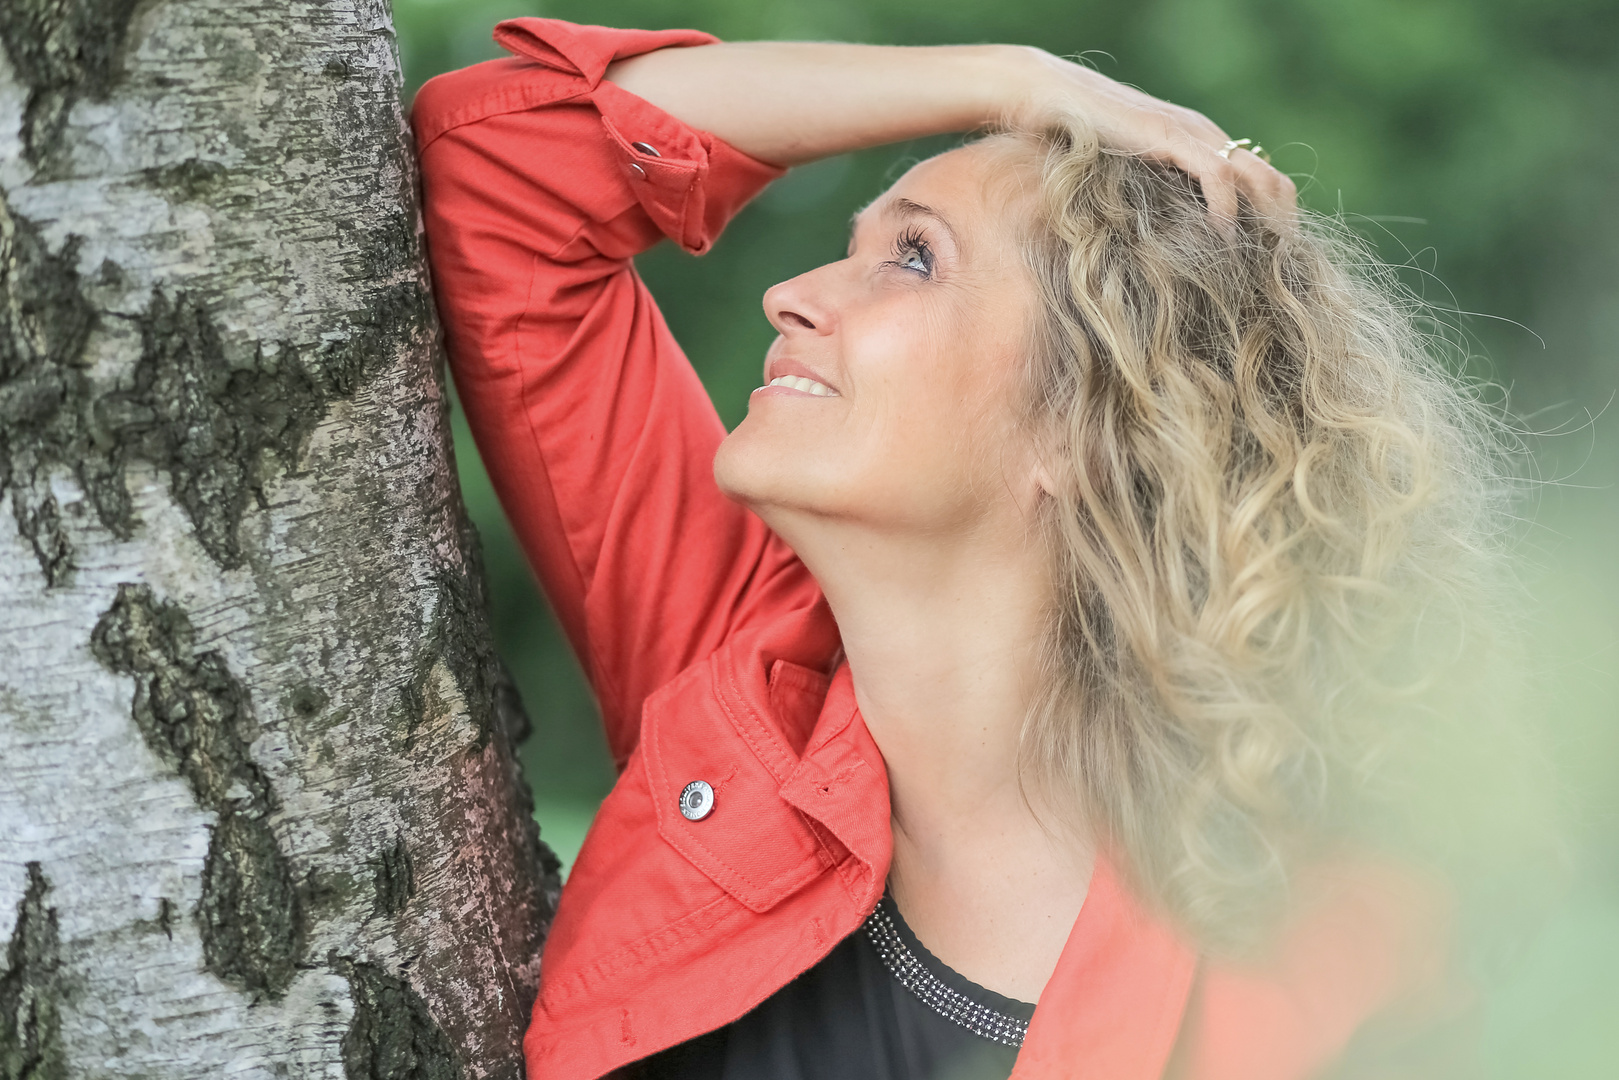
[890,226,934,277]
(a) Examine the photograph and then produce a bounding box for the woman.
[415,18,1493,1079]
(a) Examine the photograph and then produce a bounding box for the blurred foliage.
[397,1,1618,1073]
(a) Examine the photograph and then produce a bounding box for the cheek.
[876,303,1023,434]
[849,344,1028,515]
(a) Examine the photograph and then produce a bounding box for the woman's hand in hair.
[1004,46,1297,226]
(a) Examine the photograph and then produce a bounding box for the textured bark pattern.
[0,865,64,1080]
[0,1,558,1077]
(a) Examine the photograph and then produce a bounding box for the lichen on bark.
[91,583,304,998]
[0,864,65,1080]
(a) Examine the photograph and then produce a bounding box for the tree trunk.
[0,1,557,1077]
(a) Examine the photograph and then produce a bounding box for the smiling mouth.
[765,375,839,397]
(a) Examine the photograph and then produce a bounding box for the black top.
[627,893,1036,1080]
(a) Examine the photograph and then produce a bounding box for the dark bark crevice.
[140,158,231,203]
[371,835,416,918]
[0,0,144,169]
[0,863,65,1080]
[104,279,427,569]
[90,583,271,810]
[0,187,428,579]
[196,810,304,999]
[338,960,463,1080]
[313,279,432,403]
[111,289,329,568]
[0,192,97,586]
[91,583,305,998]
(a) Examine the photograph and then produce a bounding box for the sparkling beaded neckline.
[862,895,1034,1049]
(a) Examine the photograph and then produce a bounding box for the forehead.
[854,139,1038,246]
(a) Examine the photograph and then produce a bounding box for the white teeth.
[767,375,837,396]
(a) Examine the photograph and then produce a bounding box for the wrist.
[985,45,1077,132]
[942,44,1047,131]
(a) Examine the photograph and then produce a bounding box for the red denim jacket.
[414,19,1455,1080]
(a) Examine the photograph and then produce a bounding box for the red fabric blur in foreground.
[413,19,1460,1079]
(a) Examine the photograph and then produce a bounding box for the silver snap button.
[631,141,661,158]
[628,161,647,180]
[679,780,714,821]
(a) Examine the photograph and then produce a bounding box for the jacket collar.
[1015,856,1197,1079]
[778,662,891,911]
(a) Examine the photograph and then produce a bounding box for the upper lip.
[764,355,840,394]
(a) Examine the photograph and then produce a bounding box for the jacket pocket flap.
[641,658,825,913]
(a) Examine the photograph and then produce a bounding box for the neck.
[771,508,1056,852]
[763,505,1096,1001]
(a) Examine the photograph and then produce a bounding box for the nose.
[763,263,838,339]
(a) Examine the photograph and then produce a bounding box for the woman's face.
[714,140,1044,538]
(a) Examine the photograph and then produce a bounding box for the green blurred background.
[393,0,1618,1072]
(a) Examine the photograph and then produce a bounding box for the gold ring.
[1218,138,1271,164]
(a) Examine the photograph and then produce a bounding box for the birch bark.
[0,1,557,1077]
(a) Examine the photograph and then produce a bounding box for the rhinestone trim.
[862,901,1030,1048]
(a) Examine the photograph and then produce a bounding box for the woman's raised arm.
[606,41,1295,221]
[414,21,822,769]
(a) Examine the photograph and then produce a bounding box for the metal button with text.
[679,780,714,821]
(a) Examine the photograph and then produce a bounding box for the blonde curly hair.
[999,116,1528,951]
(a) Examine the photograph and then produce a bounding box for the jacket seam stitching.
[715,649,797,782]
[540,891,738,1006]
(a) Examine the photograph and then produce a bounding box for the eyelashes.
[887,225,935,278]
[848,223,938,278]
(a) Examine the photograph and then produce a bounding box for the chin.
[713,422,775,507]
[713,419,826,520]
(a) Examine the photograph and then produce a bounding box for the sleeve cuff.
[589,81,783,255]
[414,18,784,257]
[497,17,783,255]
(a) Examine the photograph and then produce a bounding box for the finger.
[1146,136,1241,229]
[1134,136,1240,228]
[1228,149,1297,224]
[1166,103,1228,148]
[1225,149,1271,208]
[1268,168,1299,220]
[1118,120,1249,233]
[1194,146,1242,231]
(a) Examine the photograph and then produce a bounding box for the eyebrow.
[848,197,960,247]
